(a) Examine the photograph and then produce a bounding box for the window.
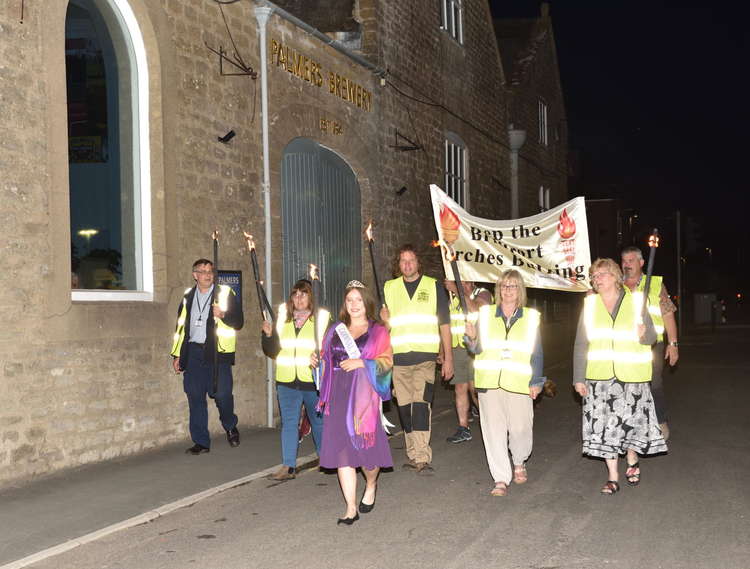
[440,0,464,44]
[66,0,152,301]
[538,98,548,146]
[538,186,550,212]
[444,134,467,207]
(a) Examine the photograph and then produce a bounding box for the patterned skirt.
[581,378,668,459]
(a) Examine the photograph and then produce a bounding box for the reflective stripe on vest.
[473,305,540,394]
[170,285,236,356]
[274,303,330,383]
[636,275,665,341]
[584,290,652,382]
[384,276,440,354]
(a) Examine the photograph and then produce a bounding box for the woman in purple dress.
[313,281,393,525]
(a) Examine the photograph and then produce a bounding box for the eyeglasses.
[591,272,613,280]
[292,291,309,298]
[193,270,213,275]
[501,284,519,290]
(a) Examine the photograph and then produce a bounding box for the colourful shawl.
[317,321,392,450]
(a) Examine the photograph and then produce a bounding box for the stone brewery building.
[0,0,567,486]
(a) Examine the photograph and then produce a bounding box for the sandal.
[490,481,508,496]
[513,464,528,484]
[625,462,641,487]
[600,480,620,495]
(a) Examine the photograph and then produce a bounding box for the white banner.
[430,184,591,292]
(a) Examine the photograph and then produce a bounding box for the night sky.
[490,1,749,297]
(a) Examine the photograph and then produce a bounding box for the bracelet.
[668,341,679,347]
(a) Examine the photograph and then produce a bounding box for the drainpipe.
[255,5,275,428]
[508,125,526,218]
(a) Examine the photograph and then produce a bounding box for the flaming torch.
[244,232,275,322]
[211,229,220,394]
[641,228,660,321]
[308,263,322,389]
[364,221,384,307]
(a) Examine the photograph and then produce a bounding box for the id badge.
[193,319,204,328]
[501,349,512,360]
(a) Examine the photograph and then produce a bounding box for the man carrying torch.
[171,258,243,455]
[621,236,678,441]
[381,244,453,475]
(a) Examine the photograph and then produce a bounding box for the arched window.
[66,0,152,300]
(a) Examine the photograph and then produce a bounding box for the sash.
[335,323,395,434]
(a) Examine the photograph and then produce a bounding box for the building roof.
[271,0,359,33]
[493,15,550,87]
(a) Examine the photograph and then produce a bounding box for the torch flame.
[648,233,660,248]
[557,209,576,239]
[365,220,374,242]
[243,231,256,251]
[432,239,455,262]
[212,229,219,241]
[308,263,320,281]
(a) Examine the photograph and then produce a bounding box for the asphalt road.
[27,326,750,569]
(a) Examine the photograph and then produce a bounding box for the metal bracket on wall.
[204,43,258,78]
[389,130,423,152]
[20,0,25,23]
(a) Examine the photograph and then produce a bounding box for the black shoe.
[359,499,375,514]
[185,444,210,455]
[227,427,240,447]
[336,513,360,525]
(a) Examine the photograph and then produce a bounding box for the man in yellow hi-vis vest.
[171,259,244,455]
[380,245,452,475]
[621,246,679,440]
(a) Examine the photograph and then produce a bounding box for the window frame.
[444,133,468,208]
[440,0,464,45]
[69,0,152,302]
[538,98,549,146]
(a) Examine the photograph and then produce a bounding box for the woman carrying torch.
[262,279,330,481]
[573,258,667,495]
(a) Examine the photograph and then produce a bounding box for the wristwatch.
[668,341,679,347]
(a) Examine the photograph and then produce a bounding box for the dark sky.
[490,1,750,290]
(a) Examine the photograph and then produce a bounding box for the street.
[26,326,750,569]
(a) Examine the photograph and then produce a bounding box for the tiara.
[347,280,366,289]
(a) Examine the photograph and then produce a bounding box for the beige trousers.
[478,388,534,484]
[393,361,435,464]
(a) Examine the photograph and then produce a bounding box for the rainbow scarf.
[317,321,392,450]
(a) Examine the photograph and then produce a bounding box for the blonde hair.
[495,269,527,308]
[589,258,623,292]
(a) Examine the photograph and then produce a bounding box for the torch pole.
[309,264,322,390]
[211,230,220,395]
[445,244,468,316]
[641,228,660,322]
[368,239,384,308]
[245,233,275,323]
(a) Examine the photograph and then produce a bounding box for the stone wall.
[0,0,565,487]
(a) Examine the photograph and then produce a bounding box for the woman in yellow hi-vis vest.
[262,279,330,481]
[465,270,544,497]
[573,258,667,496]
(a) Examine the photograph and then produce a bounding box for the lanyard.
[195,287,213,321]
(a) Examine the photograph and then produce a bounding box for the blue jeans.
[277,383,323,467]
[183,343,238,448]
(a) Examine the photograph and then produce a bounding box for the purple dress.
[318,331,394,470]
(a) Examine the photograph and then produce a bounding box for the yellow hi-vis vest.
[584,289,652,382]
[171,285,237,356]
[635,275,665,342]
[384,275,440,354]
[274,303,330,383]
[473,305,540,393]
[449,291,485,348]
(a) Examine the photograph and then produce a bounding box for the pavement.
[0,371,460,569]
[1,323,748,569]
